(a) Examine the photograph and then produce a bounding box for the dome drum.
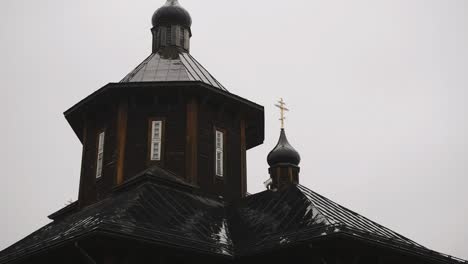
[151,0,192,53]
[152,25,191,52]
[268,164,300,191]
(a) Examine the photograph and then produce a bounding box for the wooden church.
[0,1,466,263]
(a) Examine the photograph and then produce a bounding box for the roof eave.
[63,81,264,146]
[338,230,467,264]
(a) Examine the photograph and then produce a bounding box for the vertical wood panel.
[240,119,247,197]
[123,98,186,181]
[185,98,198,184]
[77,119,88,207]
[104,255,114,264]
[377,256,384,264]
[116,100,128,185]
[83,118,97,205]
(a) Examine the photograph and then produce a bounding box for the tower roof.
[121,50,227,91]
[121,0,226,90]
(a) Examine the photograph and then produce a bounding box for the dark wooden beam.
[201,94,211,105]
[116,99,128,185]
[240,119,247,197]
[377,256,384,264]
[103,255,114,264]
[352,256,361,264]
[77,118,88,207]
[185,98,199,184]
[335,254,361,264]
[216,104,225,119]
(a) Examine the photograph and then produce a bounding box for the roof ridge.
[185,52,228,91]
[297,185,424,247]
[121,53,155,82]
[178,52,200,81]
[293,185,336,227]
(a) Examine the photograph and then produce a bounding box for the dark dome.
[267,129,301,166]
[152,0,192,28]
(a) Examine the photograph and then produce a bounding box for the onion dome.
[267,129,301,166]
[152,0,192,28]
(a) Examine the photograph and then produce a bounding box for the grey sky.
[1,0,467,259]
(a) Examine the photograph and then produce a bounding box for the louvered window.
[96,132,105,179]
[184,30,190,50]
[166,27,171,46]
[215,130,224,177]
[150,121,163,161]
[160,27,166,47]
[179,27,184,47]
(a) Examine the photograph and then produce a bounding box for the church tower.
[64,0,264,207]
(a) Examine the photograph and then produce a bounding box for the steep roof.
[230,185,426,256]
[121,49,227,91]
[0,168,465,263]
[0,167,232,263]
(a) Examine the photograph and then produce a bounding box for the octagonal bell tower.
[64,0,264,207]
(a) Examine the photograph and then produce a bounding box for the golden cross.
[275,98,289,129]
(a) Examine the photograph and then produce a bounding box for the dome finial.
[275,98,289,129]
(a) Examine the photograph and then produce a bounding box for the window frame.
[95,130,106,180]
[147,117,165,164]
[214,127,226,178]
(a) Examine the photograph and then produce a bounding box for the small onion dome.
[267,129,301,166]
[152,0,192,28]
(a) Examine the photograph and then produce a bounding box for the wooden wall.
[77,89,250,207]
[197,101,244,200]
[78,102,118,207]
[123,94,187,181]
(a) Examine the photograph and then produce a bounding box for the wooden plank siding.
[240,119,247,197]
[124,94,187,182]
[75,86,260,207]
[197,102,243,200]
[185,97,198,184]
[79,104,118,206]
[116,99,128,185]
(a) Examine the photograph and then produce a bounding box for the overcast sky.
[1,0,467,260]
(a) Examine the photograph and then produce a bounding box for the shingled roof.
[121,48,227,91]
[0,167,465,264]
